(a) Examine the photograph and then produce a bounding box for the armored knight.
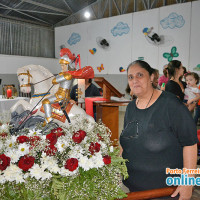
[42,48,76,125]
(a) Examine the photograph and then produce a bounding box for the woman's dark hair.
[182,66,187,75]
[125,84,131,94]
[167,60,182,78]
[88,79,92,83]
[127,60,154,76]
[185,72,199,85]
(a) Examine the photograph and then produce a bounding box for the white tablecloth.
[0,96,30,112]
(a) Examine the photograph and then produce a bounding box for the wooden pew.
[122,187,177,200]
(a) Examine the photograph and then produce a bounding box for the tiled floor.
[118,111,200,199]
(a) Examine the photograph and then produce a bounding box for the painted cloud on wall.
[111,22,130,37]
[67,33,81,45]
[160,12,185,29]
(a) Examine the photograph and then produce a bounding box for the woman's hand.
[187,99,193,105]
[171,185,193,200]
[161,84,165,91]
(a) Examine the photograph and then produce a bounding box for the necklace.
[136,89,155,109]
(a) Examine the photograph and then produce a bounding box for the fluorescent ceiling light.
[84,11,91,19]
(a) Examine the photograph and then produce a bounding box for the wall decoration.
[138,57,144,60]
[119,67,126,72]
[97,64,104,72]
[67,33,81,46]
[143,27,161,45]
[160,12,185,29]
[163,46,179,62]
[111,22,130,37]
[96,37,110,50]
[143,27,174,47]
[193,64,200,71]
[60,44,66,49]
[89,48,97,55]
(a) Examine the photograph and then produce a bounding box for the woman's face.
[176,64,184,77]
[128,64,154,97]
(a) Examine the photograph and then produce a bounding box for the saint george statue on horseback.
[10,48,95,131]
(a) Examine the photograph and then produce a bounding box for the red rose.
[44,145,57,156]
[64,158,78,171]
[0,133,8,138]
[29,136,41,146]
[18,155,35,171]
[97,133,103,141]
[0,154,10,170]
[79,130,86,139]
[72,130,86,144]
[51,127,65,137]
[17,136,30,143]
[103,155,111,165]
[89,142,101,155]
[46,132,57,145]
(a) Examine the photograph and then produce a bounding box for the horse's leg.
[68,104,95,124]
[10,100,33,113]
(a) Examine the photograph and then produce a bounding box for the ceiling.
[0,0,194,27]
[0,0,97,26]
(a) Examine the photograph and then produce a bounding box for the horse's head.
[17,64,58,95]
[17,70,32,93]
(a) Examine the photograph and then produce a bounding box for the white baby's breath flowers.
[0,141,4,152]
[68,145,84,159]
[110,146,114,152]
[0,174,6,184]
[28,128,42,136]
[99,141,107,151]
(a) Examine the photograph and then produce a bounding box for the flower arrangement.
[0,116,128,200]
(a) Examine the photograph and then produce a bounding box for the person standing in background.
[152,69,160,89]
[158,64,169,90]
[70,79,100,102]
[165,60,186,101]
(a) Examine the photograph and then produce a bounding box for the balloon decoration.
[89,48,97,55]
[119,67,126,72]
[97,64,104,72]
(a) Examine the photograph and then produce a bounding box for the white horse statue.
[10,64,95,129]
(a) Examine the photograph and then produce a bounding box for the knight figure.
[42,48,76,126]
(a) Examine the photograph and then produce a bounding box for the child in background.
[184,72,200,112]
[194,85,200,125]
[158,64,169,90]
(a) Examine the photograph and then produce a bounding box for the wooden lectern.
[94,77,130,144]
